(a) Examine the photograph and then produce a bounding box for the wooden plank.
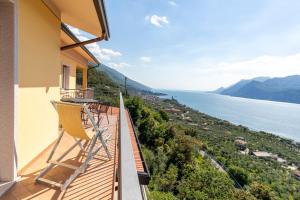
[36,178,62,188]
[2,111,119,200]
[49,160,79,170]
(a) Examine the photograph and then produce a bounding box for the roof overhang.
[43,0,110,39]
[61,24,100,65]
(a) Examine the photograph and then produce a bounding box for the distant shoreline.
[155,92,300,144]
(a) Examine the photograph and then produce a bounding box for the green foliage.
[149,96,300,199]
[159,110,169,121]
[149,191,177,200]
[87,68,119,106]
[233,190,256,200]
[184,128,197,137]
[168,134,197,167]
[156,164,178,192]
[143,96,300,199]
[177,158,237,200]
[249,182,273,200]
[126,96,253,199]
[125,96,143,124]
[228,165,249,187]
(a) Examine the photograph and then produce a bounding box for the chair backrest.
[55,102,90,140]
[99,105,109,113]
[88,103,100,112]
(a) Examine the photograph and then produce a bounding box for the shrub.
[228,166,249,187]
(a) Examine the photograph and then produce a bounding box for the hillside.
[126,96,300,200]
[219,75,300,104]
[87,64,165,105]
[99,64,153,93]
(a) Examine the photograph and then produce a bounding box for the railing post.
[118,93,144,200]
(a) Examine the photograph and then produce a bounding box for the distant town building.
[235,136,245,141]
[252,151,287,163]
[234,139,247,150]
[165,108,182,114]
[252,151,273,158]
[142,95,159,101]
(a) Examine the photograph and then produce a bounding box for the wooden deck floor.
[1,107,147,200]
[1,111,119,200]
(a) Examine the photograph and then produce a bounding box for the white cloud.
[192,53,300,90]
[108,62,131,69]
[67,25,122,61]
[137,53,300,91]
[140,56,151,62]
[145,15,169,27]
[168,1,177,6]
[101,48,122,57]
[211,53,300,77]
[68,26,81,35]
[86,42,122,61]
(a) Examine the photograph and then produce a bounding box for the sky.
[71,0,300,91]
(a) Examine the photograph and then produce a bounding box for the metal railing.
[118,93,145,200]
[60,88,94,99]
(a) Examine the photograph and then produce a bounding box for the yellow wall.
[18,0,61,169]
[61,51,88,89]
[17,0,90,170]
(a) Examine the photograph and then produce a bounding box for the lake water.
[160,90,300,142]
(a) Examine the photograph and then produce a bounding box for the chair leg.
[47,130,64,163]
[73,137,84,151]
[98,133,111,160]
[97,113,101,127]
[61,135,98,190]
[106,113,110,124]
[35,139,82,183]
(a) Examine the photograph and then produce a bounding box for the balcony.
[2,94,149,200]
[60,88,95,100]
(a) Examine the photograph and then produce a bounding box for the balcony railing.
[60,88,94,99]
[118,93,145,200]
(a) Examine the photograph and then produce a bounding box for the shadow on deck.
[1,108,119,200]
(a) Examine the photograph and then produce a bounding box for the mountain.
[219,75,300,104]
[220,77,270,95]
[212,87,225,93]
[99,64,153,93]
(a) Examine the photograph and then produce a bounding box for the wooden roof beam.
[61,35,105,51]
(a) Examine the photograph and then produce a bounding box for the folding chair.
[88,103,110,126]
[99,104,110,124]
[35,101,112,191]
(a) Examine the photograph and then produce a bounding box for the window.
[62,65,69,89]
[76,68,83,89]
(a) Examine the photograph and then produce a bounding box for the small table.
[61,98,99,104]
[61,98,103,125]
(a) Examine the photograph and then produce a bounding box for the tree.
[169,135,195,167]
[228,165,249,187]
[125,96,143,124]
[185,128,197,137]
[233,189,256,200]
[249,182,273,200]
[157,164,178,192]
[150,191,177,200]
[159,110,169,121]
[177,159,237,200]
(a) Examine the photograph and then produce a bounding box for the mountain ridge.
[99,64,153,93]
[215,75,300,104]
